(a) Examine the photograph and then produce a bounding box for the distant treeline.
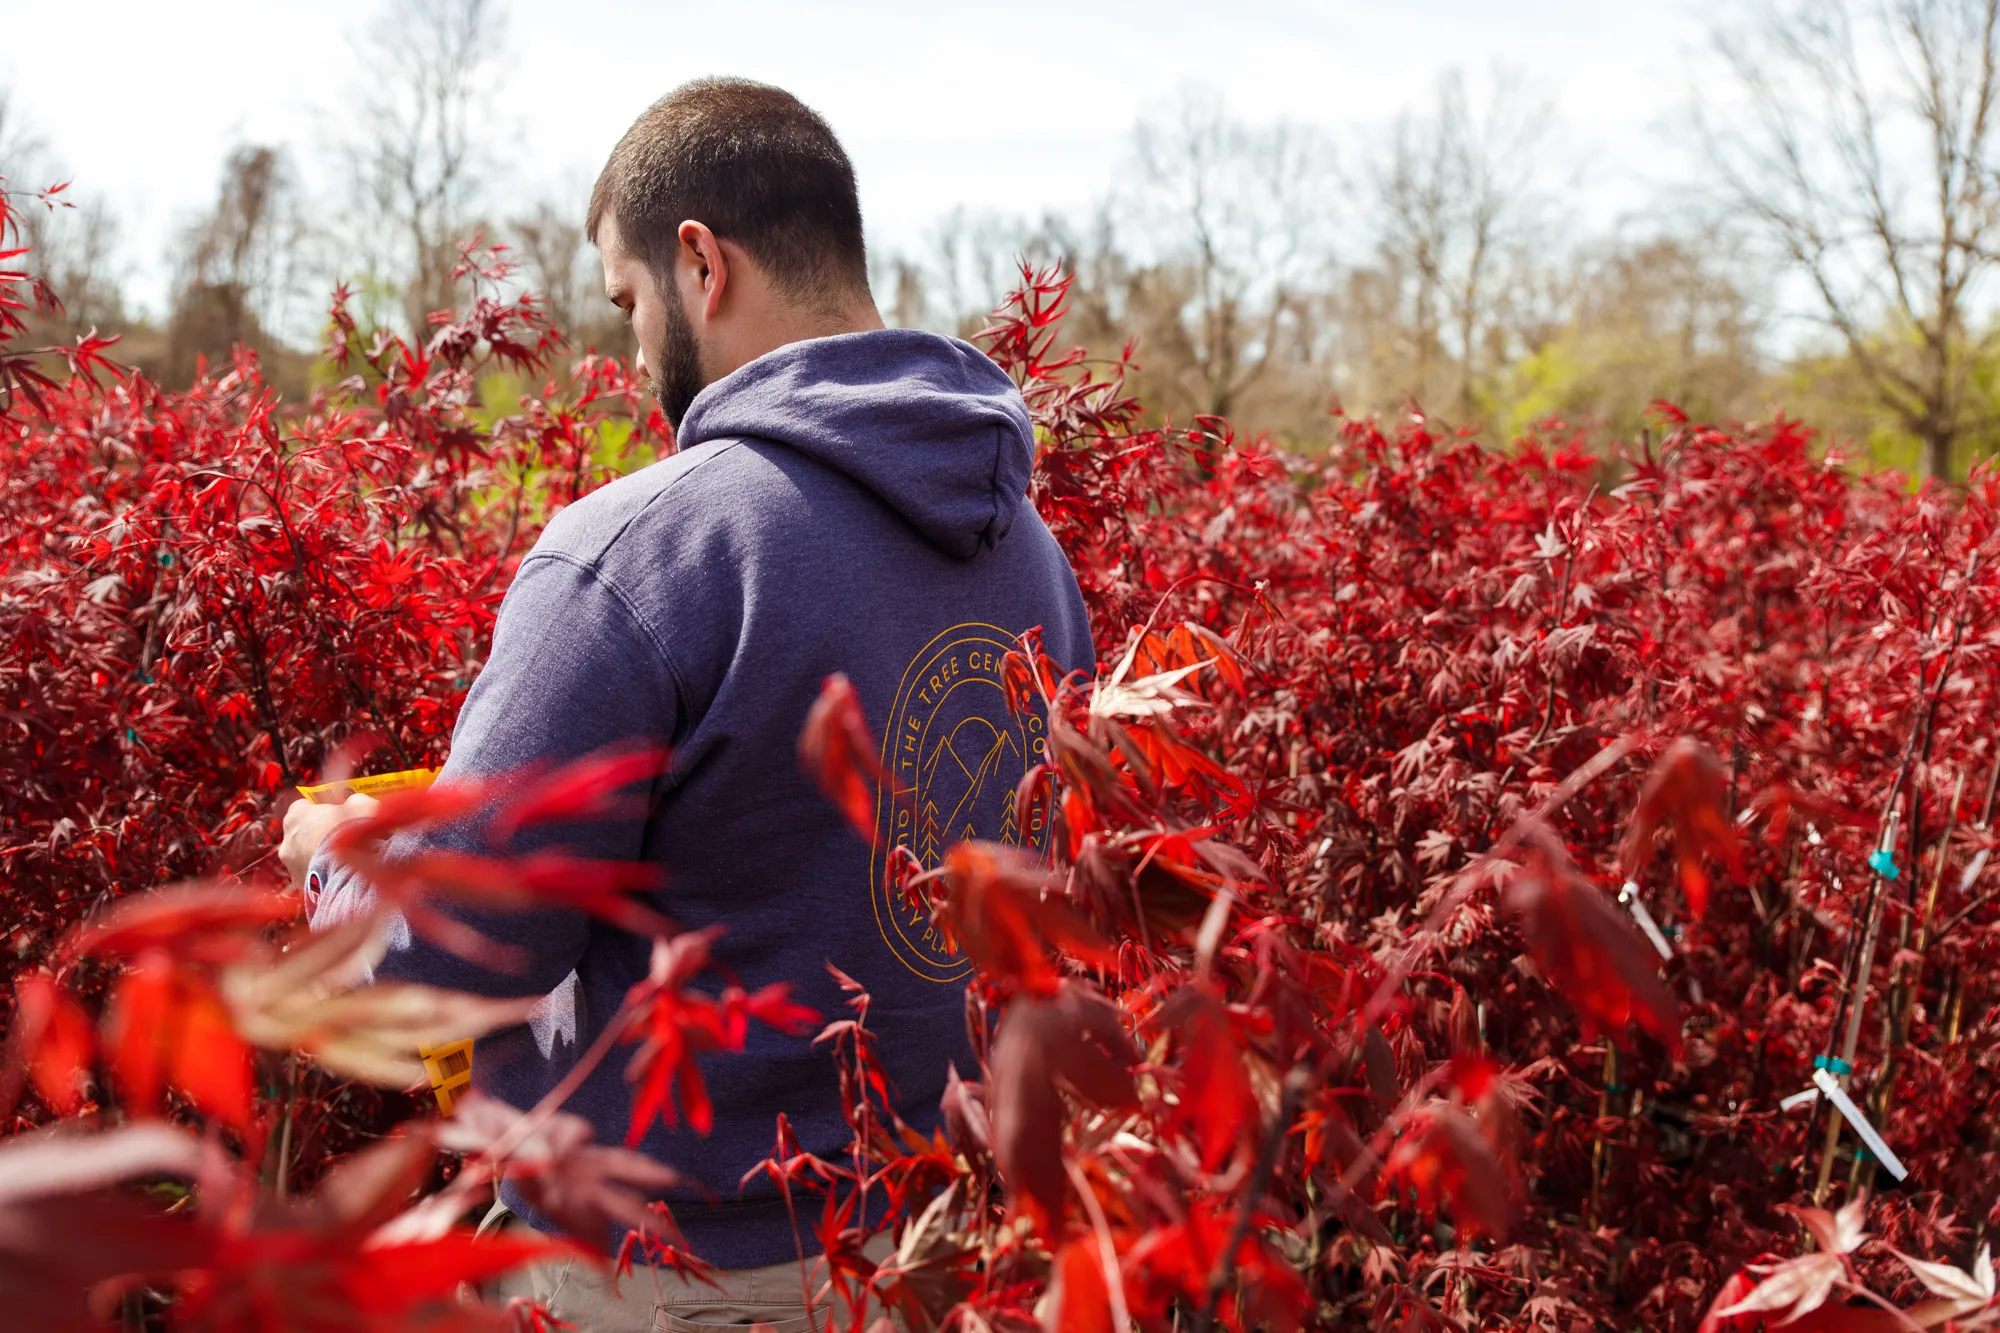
[5,0,1998,478]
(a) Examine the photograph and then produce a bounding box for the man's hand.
[280,792,380,889]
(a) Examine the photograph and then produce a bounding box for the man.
[281,78,1091,1330]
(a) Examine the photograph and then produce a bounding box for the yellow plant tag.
[295,767,441,804]
[296,764,464,1112]
[419,1039,476,1116]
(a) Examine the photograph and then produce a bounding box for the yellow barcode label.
[296,767,440,804]
[419,1038,475,1116]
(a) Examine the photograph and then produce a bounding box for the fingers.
[278,805,320,887]
[278,791,385,888]
[278,802,339,886]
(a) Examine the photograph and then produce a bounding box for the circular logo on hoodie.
[871,624,1048,982]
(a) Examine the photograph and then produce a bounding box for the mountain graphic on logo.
[919,716,1022,859]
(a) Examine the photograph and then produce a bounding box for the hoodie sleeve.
[306,551,681,999]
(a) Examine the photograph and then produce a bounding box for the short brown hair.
[588,79,868,305]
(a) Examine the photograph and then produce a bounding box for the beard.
[648,289,708,432]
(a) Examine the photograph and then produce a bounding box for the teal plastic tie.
[1868,848,1899,879]
[1813,1055,1853,1076]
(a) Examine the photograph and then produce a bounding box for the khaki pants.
[491,1216,895,1332]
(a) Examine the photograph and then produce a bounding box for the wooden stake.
[1588,1044,1618,1228]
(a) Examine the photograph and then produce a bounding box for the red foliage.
[1622,738,1745,920]
[1503,834,1684,1051]
[4,969,96,1117]
[801,672,890,843]
[5,165,2000,1333]
[621,929,820,1142]
[102,951,256,1137]
[1,173,667,1175]
[0,206,665,966]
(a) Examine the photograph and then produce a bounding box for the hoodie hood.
[676,328,1034,560]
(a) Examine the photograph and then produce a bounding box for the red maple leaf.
[621,931,820,1145]
[1620,738,1744,920]
[103,951,256,1137]
[799,673,888,843]
[1,971,96,1118]
[927,841,1115,997]
[1380,1104,1517,1240]
[989,980,1136,1233]
[1504,835,1682,1053]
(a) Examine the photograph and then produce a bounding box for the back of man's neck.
[797,298,887,341]
[727,300,887,374]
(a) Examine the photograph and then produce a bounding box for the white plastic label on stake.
[1811,1067,1909,1182]
[1619,882,1675,961]
[1956,847,1991,896]
[1779,1086,1819,1113]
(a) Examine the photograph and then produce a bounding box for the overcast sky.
[2,0,1721,318]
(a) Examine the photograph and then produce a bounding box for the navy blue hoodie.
[308,329,1092,1268]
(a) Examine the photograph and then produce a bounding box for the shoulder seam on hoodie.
[546,440,747,565]
[624,439,746,543]
[515,550,693,739]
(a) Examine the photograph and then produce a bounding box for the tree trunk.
[1924,424,1954,482]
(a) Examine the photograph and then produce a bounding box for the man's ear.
[677,220,729,322]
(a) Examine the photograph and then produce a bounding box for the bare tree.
[1369,68,1555,419]
[0,87,47,185]
[1699,0,2000,478]
[907,206,1061,335]
[0,87,129,336]
[509,196,632,357]
[1121,88,1341,419]
[340,0,503,336]
[28,199,130,337]
[165,145,307,383]
[510,199,586,330]
[869,254,928,332]
[1485,233,1769,438]
[878,100,1343,438]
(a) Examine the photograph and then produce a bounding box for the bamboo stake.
[274,1053,298,1199]
[1912,773,1973,965]
[1811,805,1899,1206]
[1878,773,1966,1068]
[1922,756,2000,947]
[1809,607,1969,1201]
[1855,774,1965,1192]
[1588,1044,1618,1229]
